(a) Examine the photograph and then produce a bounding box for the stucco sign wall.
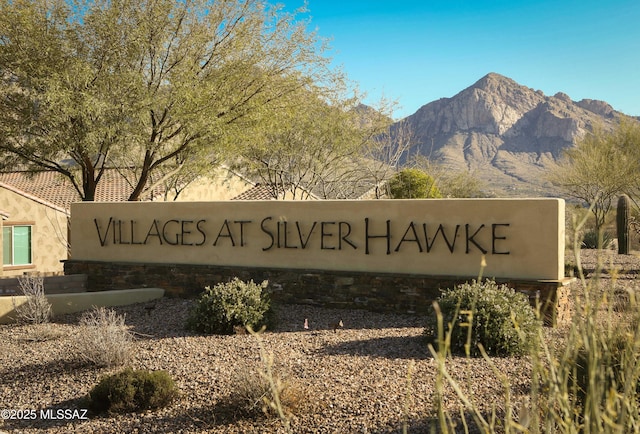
[70,199,565,280]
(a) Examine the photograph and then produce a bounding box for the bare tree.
[241,93,390,200]
[357,118,413,198]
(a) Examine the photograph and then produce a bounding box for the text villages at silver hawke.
[92,217,511,255]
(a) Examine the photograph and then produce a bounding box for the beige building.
[0,181,69,277]
[0,166,259,276]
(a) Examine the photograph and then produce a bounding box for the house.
[0,166,256,276]
[0,179,69,277]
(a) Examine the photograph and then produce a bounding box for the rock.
[576,98,615,117]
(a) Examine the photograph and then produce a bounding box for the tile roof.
[231,184,276,200]
[0,169,165,211]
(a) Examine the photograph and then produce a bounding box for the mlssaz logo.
[39,409,89,420]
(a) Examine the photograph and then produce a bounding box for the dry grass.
[3,250,640,433]
[20,323,65,342]
[231,359,306,420]
[77,306,134,367]
[227,327,309,433]
[12,274,51,324]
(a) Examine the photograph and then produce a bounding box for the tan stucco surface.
[71,199,565,280]
[0,288,164,323]
[162,167,254,201]
[0,187,68,276]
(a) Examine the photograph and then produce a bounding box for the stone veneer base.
[64,260,574,326]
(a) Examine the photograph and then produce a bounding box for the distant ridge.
[393,73,627,197]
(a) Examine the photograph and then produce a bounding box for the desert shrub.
[581,229,613,249]
[426,279,540,357]
[88,368,178,414]
[565,262,579,277]
[427,208,640,432]
[186,278,271,335]
[530,296,640,432]
[12,275,51,324]
[231,362,305,419]
[77,306,133,367]
[387,168,442,199]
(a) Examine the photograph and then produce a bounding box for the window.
[3,225,32,266]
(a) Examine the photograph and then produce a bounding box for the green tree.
[387,168,442,199]
[0,0,343,201]
[437,170,485,198]
[548,119,640,233]
[411,155,484,198]
[611,118,640,202]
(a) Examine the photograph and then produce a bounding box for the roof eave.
[0,181,70,216]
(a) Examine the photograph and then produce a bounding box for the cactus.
[617,194,631,254]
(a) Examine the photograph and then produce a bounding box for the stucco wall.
[71,198,566,280]
[163,168,253,202]
[0,188,69,276]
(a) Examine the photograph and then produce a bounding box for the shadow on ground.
[321,334,431,360]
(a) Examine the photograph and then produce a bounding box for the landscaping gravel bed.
[0,299,533,433]
[568,248,640,273]
[1,249,638,433]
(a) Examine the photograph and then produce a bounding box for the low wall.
[0,287,164,324]
[64,260,573,326]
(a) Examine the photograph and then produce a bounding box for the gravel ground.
[1,249,639,434]
[0,304,530,433]
[568,248,640,273]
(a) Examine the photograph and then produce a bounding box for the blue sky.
[283,0,640,119]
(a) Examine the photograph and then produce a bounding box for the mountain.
[395,73,626,197]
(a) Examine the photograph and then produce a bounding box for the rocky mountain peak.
[470,72,521,93]
[409,72,547,137]
[394,73,625,197]
[553,92,572,103]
